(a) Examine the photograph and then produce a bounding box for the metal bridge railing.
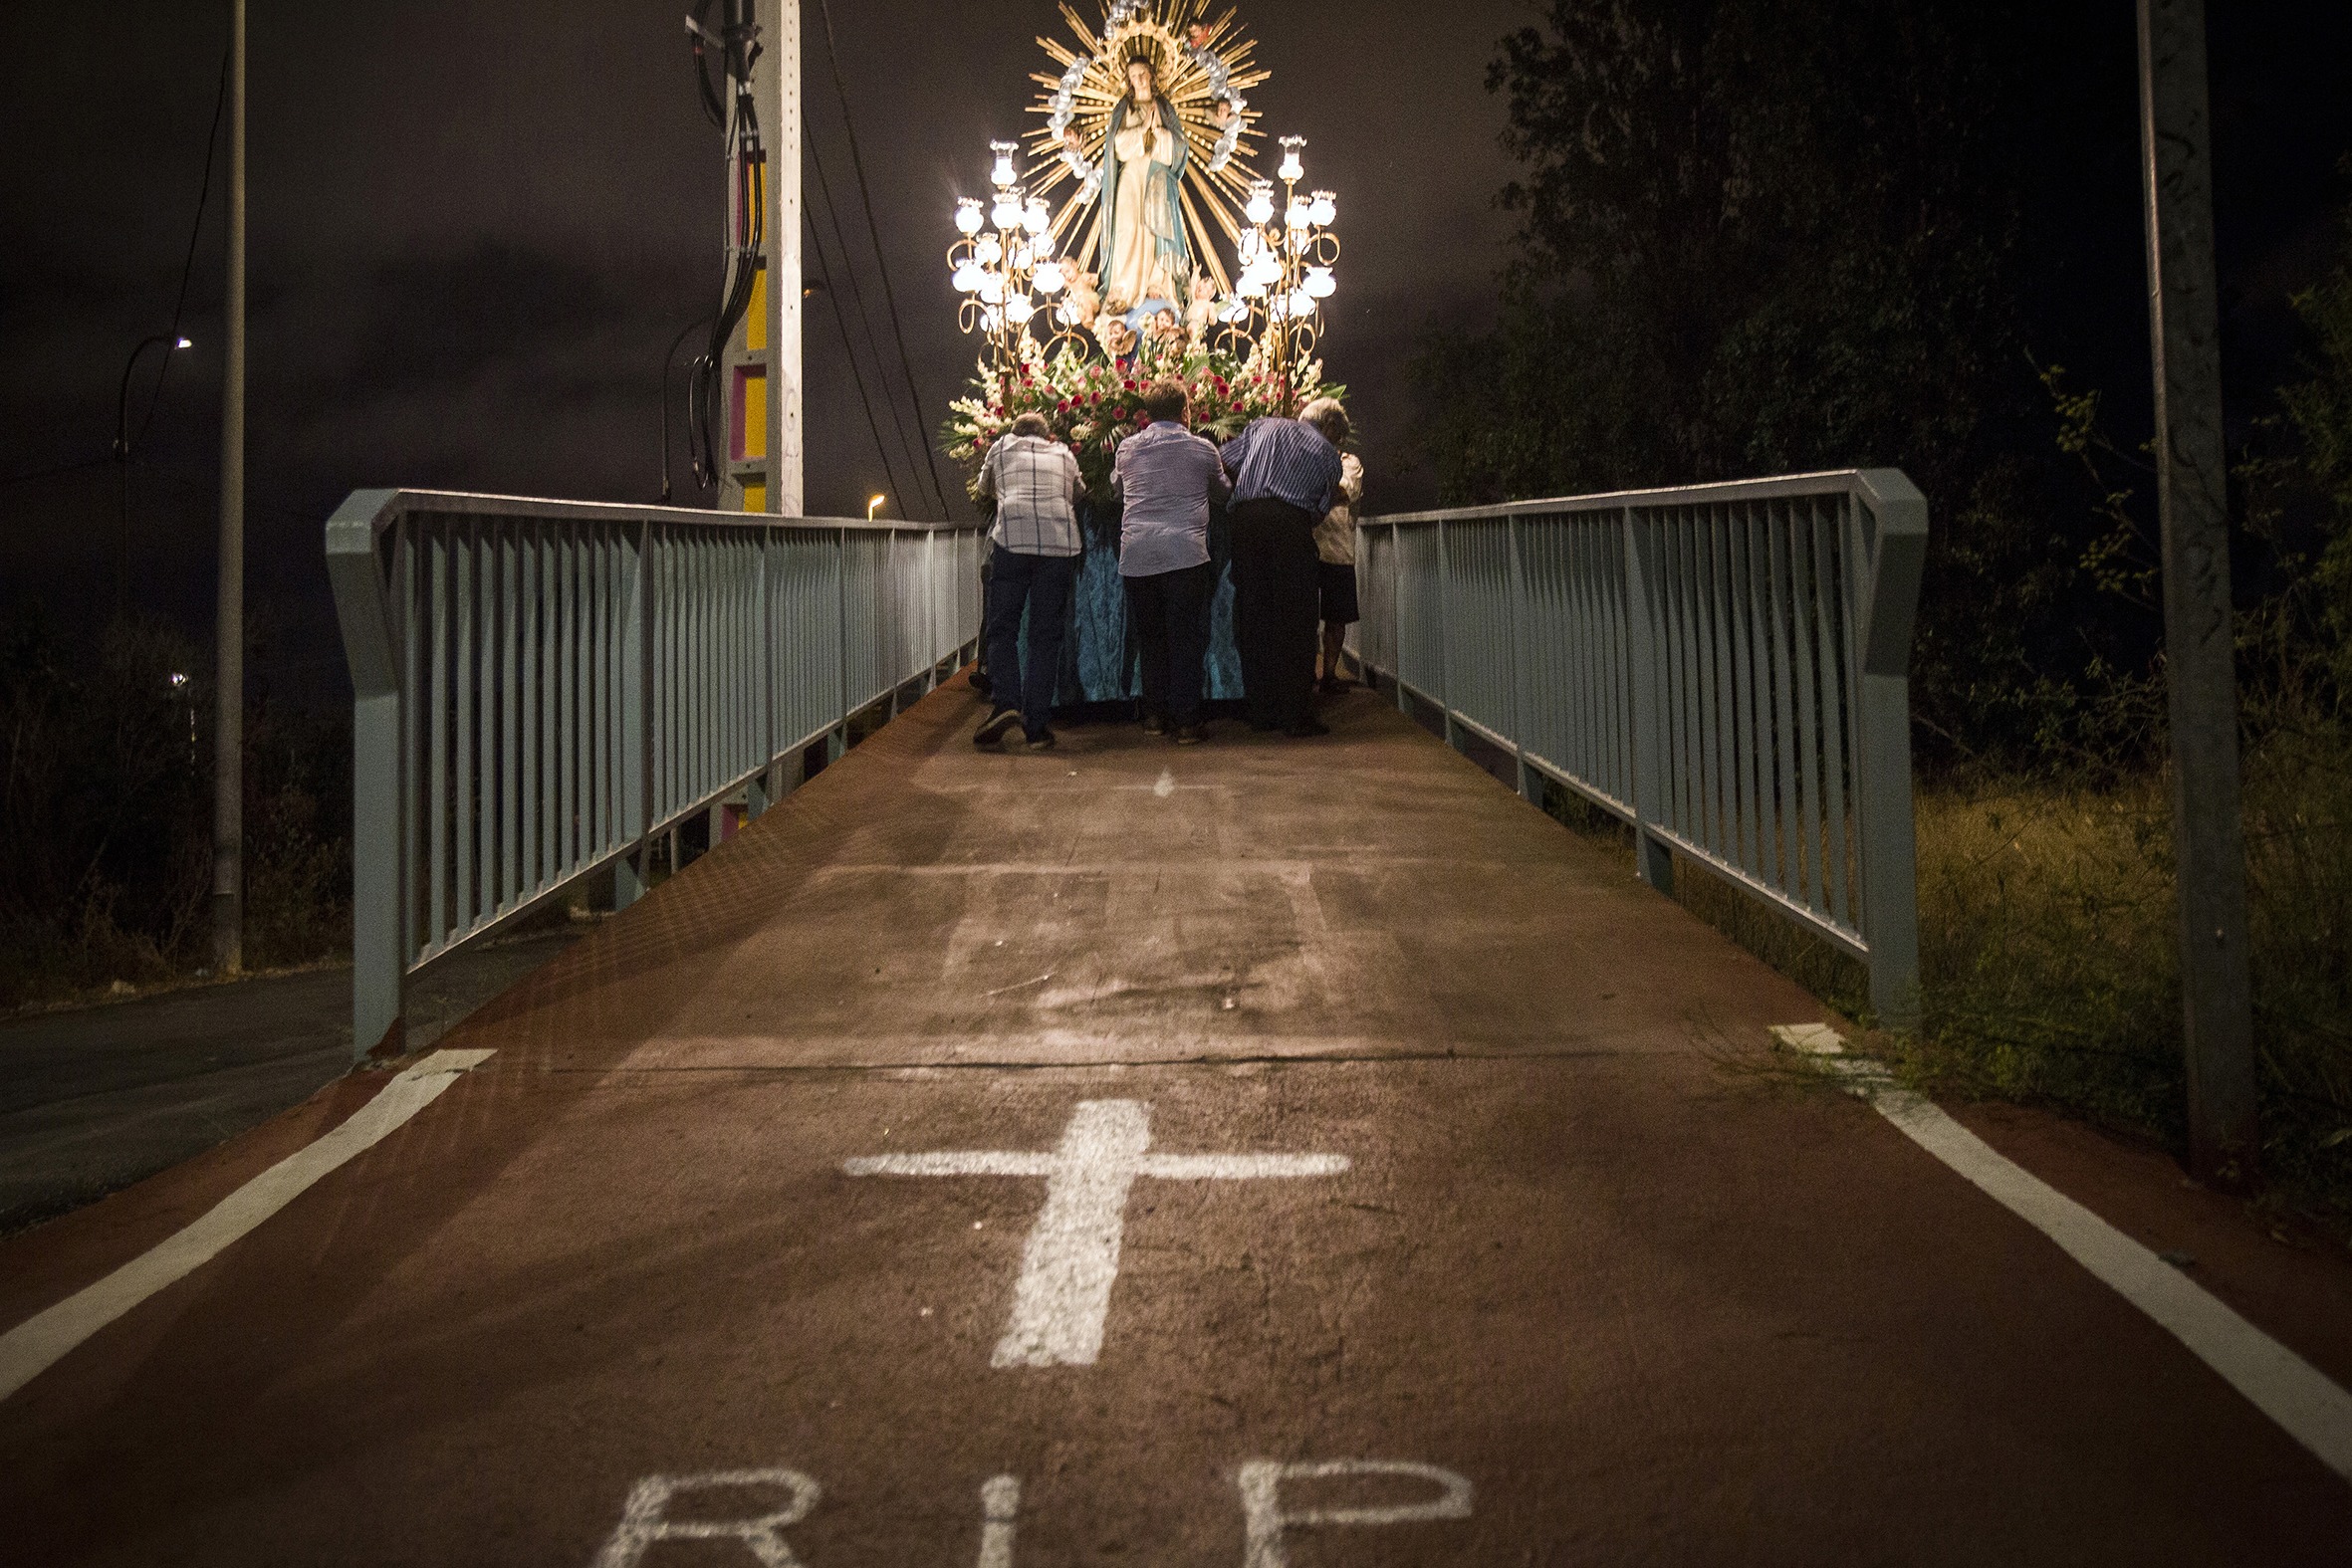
[1353,470,1927,1025]
[328,490,984,1057]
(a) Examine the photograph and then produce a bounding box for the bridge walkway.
[3,675,2350,1563]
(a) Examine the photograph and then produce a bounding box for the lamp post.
[867,493,886,521]
[113,335,191,621]
[948,142,1065,399]
[1227,136,1337,410]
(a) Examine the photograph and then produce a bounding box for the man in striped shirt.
[975,412,1083,751]
[1222,397,1349,736]
[1113,379,1232,743]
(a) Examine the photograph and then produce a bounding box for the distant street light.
[867,493,887,521]
[113,334,192,622]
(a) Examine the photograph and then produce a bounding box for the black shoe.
[1281,718,1331,738]
[975,707,1023,748]
[1174,725,1204,746]
[1026,730,1059,752]
[1141,713,1169,737]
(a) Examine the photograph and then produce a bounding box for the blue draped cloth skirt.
[1013,499,1245,706]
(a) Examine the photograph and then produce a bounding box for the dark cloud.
[2,0,1529,700]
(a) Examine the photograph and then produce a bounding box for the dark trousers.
[982,549,1075,737]
[1230,498,1321,728]
[1123,560,1215,727]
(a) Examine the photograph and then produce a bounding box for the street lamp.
[867,494,887,521]
[114,334,192,622]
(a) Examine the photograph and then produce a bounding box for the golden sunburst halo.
[1023,1,1269,297]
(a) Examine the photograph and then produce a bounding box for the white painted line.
[592,1467,821,1568]
[1779,1023,2352,1482]
[0,1048,495,1405]
[845,1100,1347,1368]
[975,1473,1020,1568]
[1766,1021,1847,1056]
[1238,1458,1473,1568]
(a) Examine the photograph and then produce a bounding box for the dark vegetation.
[1415,0,2352,1225]
[0,614,352,1008]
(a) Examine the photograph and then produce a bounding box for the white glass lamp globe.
[1024,199,1050,236]
[1033,227,1055,259]
[1304,265,1335,299]
[1308,191,1335,227]
[1244,184,1275,226]
[1238,274,1268,300]
[953,261,984,293]
[1286,199,1310,231]
[992,197,1023,231]
[980,272,1006,304]
[976,233,1003,265]
[1005,293,1035,325]
[1288,289,1315,318]
[992,147,1017,187]
[1221,298,1251,324]
[1279,148,1304,182]
[982,307,1003,332]
[955,199,984,235]
[1035,261,1066,295]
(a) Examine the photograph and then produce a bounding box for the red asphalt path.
[2,677,2349,1565]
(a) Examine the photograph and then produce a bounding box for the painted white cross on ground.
[844,1100,1348,1368]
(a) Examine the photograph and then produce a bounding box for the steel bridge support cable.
[812,0,955,519]
[808,131,929,516]
[806,208,913,518]
[133,34,234,450]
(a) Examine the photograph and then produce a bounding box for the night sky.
[2,1,2347,706]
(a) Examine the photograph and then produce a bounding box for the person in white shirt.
[1113,379,1232,742]
[975,413,1083,751]
[1314,449,1365,694]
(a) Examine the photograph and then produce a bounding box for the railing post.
[1621,505,1674,891]
[749,524,775,819]
[616,520,651,908]
[327,490,405,1058]
[1390,523,1409,714]
[1851,472,1928,1028]
[1506,512,1538,804]
[1437,518,1462,751]
[831,524,850,763]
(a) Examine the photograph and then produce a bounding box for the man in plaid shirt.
[975,412,1084,751]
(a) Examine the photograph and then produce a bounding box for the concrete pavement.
[0,930,584,1236]
[2,674,2349,1564]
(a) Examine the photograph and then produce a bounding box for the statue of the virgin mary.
[1081,50,1192,314]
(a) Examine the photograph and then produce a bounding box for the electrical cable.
[132,33,234,452]
[660,314,715,502]
[804,208,911,517]
[807,129,930,515]
[811,0,955,519]
[686,2,768,494]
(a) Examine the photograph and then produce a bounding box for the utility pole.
[213,0,247,975]
[714,0,803,516]
[2136,0,2257,1184]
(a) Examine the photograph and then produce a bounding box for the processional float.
[943,0,1344,501]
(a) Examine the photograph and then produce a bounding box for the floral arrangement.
[942,332,1344,504]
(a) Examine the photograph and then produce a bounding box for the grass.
[1618,723,2352,1237]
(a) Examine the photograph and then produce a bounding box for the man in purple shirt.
[1112,380,1232,743]
[1222,398,1349,736]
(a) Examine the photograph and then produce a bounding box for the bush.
[0,615,352,1009]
